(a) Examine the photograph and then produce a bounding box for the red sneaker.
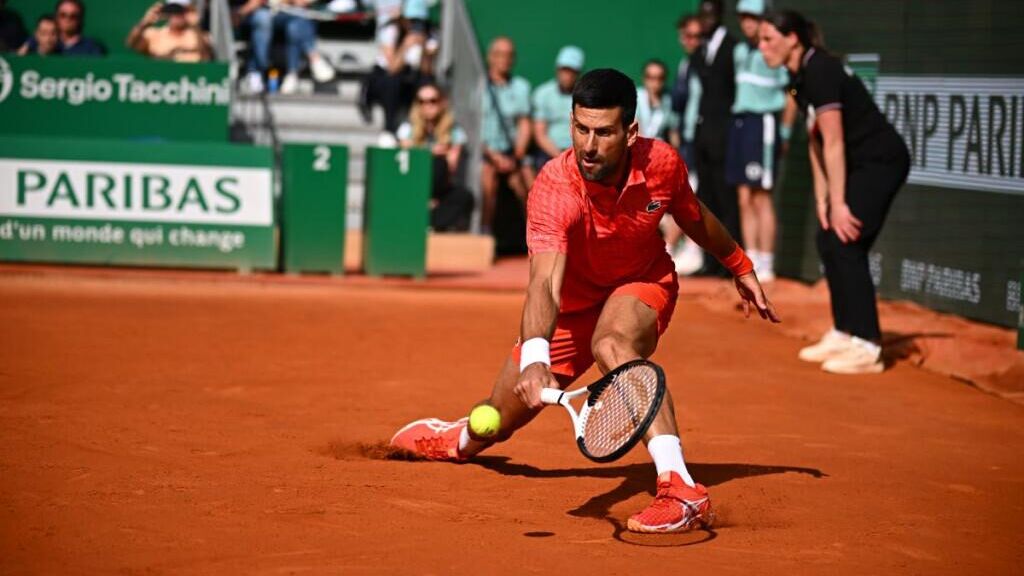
[627,472,713,533]
[389,417,468,461]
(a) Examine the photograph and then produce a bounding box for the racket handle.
[539,387,564,405]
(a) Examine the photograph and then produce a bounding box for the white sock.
[762,251,774,272]
[748,249,764,272]
[458,426,471,451]
[647,435,696,487]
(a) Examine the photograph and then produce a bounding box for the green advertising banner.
[0,55,229,142]
[0,137,275,270]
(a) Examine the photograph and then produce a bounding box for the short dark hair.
[571,68,637,128]
[643,59,668,77]
[698,0,722,18]
[38,13,56,25]
[55,0,84,17]
[764,10,824,50]
[677,14,699,29]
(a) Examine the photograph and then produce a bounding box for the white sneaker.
[751,250,776,281]
[376,131,398,148]
[749,249,764,272]
[673,240,704,276]
[310,54,336,83]
[280,72,299,95]
[798,329,853,363]
[244,71,264,95]
[822,337,884,374]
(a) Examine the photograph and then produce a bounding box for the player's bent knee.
[591,332,634,371]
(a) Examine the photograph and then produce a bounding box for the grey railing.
[439,0,485,231]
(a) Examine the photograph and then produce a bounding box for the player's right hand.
[514,363,557,409]
[735,272,781,323]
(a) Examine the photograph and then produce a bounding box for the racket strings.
[579,366,660,459]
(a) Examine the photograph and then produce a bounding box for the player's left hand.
[734,272,781,323]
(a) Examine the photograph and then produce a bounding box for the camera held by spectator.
[126,0,212,63]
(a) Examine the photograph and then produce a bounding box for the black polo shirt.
[789,48,904,164]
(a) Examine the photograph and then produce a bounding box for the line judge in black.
[759,10,910,375]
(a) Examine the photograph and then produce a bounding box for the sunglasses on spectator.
[58,11,81,19]
[645,74,666,81]
[417,96,441,104]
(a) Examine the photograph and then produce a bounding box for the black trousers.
[694,118,740,275]
[365,65,433,134]
[429,155,473,232]
[431,187,474,232]
[817,150,909,341]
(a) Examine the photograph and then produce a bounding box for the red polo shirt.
[526,137,701,313]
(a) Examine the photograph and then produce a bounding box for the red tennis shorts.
[512,269,678,384]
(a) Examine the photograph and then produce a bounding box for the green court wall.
[465,0,700,87]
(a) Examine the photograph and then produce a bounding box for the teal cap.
[555,45,585,71]
[403,0,429,20]
[736,0,765,16]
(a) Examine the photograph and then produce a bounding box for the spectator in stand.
[666,13,706,276]
[673,14,703,170]
[396,83,475,232]
[530,45,584,171]
[371,0,402,35]
[126,1,212,63]
[27,0,104,56]
[359,0,433,135]
[690,0,738,276]
[234,0,336,95]
[17,15,59,56]
[0,0,27,53]
[401,0,436,82]
[726,0,794,282]
[636,59,679,145]
[479,36,532,235]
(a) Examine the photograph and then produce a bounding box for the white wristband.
[519,337,551,372]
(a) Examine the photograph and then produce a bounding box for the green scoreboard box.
[282,143,349,275]
[0,136,275,271]
[362,147,432,278]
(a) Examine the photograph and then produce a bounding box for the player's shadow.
[471,457,825,520]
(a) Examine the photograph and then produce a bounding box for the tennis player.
[391,68,779,533]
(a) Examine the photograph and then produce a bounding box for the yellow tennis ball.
[469,404,501,438]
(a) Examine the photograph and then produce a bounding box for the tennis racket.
[540,359,666,463]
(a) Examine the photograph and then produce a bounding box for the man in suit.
[690,0,738,275]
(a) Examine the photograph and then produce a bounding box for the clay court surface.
[1,269,1022,574]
